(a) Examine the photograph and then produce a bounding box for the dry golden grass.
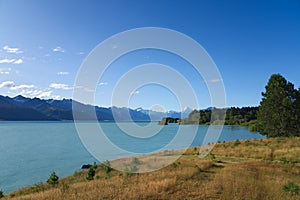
[4,137,300,200]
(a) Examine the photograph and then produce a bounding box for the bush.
[283,181,300,195]
[233,140,241,147]
[101,160,112,174]
[279,157,288,164]
[86,167,96,180]
[245,140,251,146]
[47,172,59,186]
[86,162,97,180]
[131,157,140,166]
[0,190,4,198]
[172,162,178,168]
[249,124,258,132]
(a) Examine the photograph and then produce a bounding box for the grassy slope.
[4,137,300,200]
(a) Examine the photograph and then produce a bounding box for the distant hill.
[0,95,189,121]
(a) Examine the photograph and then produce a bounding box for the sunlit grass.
[4,137,300,200]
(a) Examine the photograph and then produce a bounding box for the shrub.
[131,157,140,166]
[0,190,4,198]
[283,181,300,195]
[86,167,96,180]
[280,157,288,164]
[172,162,178,168]
[249,124,258,132]
[47,172,59,186]
[101,160,112,174]
[233,140,241,147]
[245,140,251,146]
[194,164,203,172]
[86,163,97,181]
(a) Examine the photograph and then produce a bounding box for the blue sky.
[0,0,300,111]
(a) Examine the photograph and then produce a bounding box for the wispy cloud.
[74,85,94,93]
[10,84,35,90]
[130,90,140,95]
[205,78,223,83]
[17,89,59,99]
[0,81,14,88]
[99,82,108,86]
[53,46,65,53]
[0,59,15,64]
[0,81,60,99]
[0,81,35,90]
[57,71,69,75]
[0,68,12,74]
[50,83,72,90]
[0,58,23,64]
[37,91,59,99]
[13,59,23,64]
[3,45,23,54]
[77,52,85,55]
[21,89,45,96]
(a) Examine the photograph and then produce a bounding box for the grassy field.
[3,137,300,200]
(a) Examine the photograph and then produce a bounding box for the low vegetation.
[3,137,300,200]
[46,172,59,186]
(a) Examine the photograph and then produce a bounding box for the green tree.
[294,88,300,136]
[47,172,59,186]
[257,74,297,137]
[86,162,97,180]
[0,190,4,198]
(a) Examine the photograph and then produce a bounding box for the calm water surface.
[0,122,265,193]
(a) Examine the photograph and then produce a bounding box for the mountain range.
[0,95,193,121]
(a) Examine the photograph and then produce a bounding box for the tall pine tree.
[294,88,300,136]
[257,74,297,137]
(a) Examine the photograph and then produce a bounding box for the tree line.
[179,107,258,126]
[160,74,300,138]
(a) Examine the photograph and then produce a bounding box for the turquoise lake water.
[0,122,265,193]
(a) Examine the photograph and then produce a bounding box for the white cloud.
[0,68,11,74]
[10,84,35,90]
[21,89,44,96]
[0,81,14,88]
[57,71,69,75]
[53,46,65,53]
[17,89,59,99]
[206,79,223,83]
[0,58,23,64]
[37,91,59,99]
[0,59,15,64]
[78,52,85,55]
[50,83,72,90]
[130,90,140,95]
[99,82,108,86]
[0,81,35,90]
[84,88,94,92]
[13,59,23,64]
[3,45,23,54]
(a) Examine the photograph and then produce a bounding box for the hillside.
[0,95,191,121]
[4,137,300,200]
